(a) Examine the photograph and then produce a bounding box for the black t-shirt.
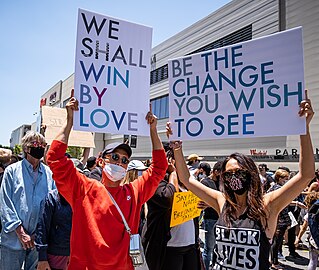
[201,177,219,220]
[213,209,271,270]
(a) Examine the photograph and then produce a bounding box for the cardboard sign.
[170,191,201,227]
[73,9,152,136]
[168,27,305,140]
[41,106,95,148]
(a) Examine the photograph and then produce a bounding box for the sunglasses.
[222,169,249,182]
[106,153,129,165]
[28,141,46,148]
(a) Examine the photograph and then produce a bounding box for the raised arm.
[265,91,315,213]
[46,97,90,205]
[55,97,78,144]
[80,147,90,167]
[131,105,167,203]
[146,104,163,151]
[167,124,225,214]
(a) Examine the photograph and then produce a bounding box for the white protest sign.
[73,9,152,135]
[169,27,305,140]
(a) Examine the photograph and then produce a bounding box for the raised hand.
[166,122,183,150]
[55,91,78,143]
[145,103,157,130]
[299,89,314,126]
[166,121,173,138]
[66,97,79,118]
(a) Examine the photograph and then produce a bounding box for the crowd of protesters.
[0,95,318,270]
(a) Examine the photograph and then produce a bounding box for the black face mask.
[29,147,45,160]
[224,172,251,195]
[234,178,249,195]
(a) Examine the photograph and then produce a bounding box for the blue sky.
[0,0,231,146]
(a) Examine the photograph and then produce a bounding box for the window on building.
[62,98,71,108]
[151,95,169,119]
[150,25,252,85]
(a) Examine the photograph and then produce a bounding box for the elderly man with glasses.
[0,131,56,270]
[46,97,168,270]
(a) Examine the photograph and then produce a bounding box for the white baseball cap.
[127,160,147,171]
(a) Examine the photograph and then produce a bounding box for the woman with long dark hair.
[167,94,315,270]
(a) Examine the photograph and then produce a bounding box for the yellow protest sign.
[170,191,201,227]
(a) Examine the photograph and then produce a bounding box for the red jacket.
[46,140,167,270]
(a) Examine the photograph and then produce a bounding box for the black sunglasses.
[106,153,129,165]
[222,169,249,182]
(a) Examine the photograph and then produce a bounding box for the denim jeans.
[202,219,217,270]
[308,248,319,270]
[1,245,38,270]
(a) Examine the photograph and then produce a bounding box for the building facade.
[148,0,319,170]
[35,0,318,170]
[10,124,31,148]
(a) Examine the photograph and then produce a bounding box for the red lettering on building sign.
[250,149,268,156]
[40,98,47,108]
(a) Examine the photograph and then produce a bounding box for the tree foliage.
[66,146,83,159]
[13,145,22,155]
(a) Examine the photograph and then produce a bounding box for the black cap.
[102,142,132,158]
[259,163,269,171]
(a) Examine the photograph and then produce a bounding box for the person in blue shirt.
[0,131,56,270]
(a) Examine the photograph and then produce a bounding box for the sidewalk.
[277,229,319,270]
[279,244,311,270]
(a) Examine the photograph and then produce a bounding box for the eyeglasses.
[222,169,249,182]
[106,153,129,165]
[28,141,46,148]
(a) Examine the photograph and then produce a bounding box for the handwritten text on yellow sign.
[170,191,201,227]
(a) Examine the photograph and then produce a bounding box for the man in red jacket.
[46,97,167,270]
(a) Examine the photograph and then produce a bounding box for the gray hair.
[21,131,46,155]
